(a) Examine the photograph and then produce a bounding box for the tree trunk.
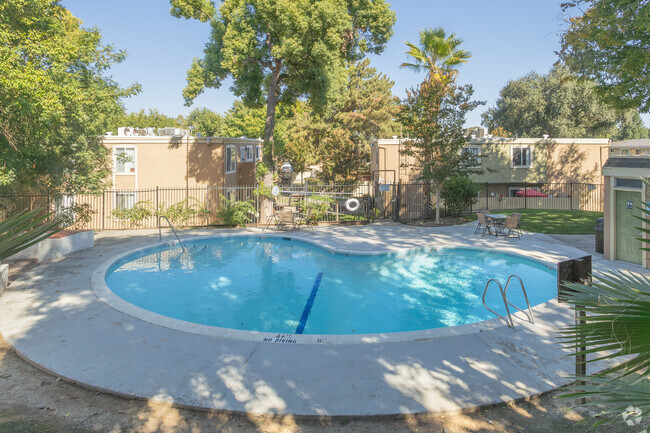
[435,184,441,224]
[422,181,433,219]
[260,59,282,223]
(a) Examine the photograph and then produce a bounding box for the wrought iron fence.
[0,181,603,230]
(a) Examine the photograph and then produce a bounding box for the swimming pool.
[104,236,557,335]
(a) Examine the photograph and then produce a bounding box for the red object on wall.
[516,189,548,197]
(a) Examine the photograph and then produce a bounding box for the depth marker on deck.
[295,272,324,334]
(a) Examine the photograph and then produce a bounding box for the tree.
[170,0,396,186]
[400,81,484,223]
[186,107,224,137]
[559,0,650,112]
[613,111,650,141]
[112,109,183,132]
[481,66,624,138]
[0,0,139,194]
[400,27,471,85]
[283,59,399,184]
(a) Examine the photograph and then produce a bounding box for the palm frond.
[0,208,63,261]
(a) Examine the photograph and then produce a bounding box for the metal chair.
[496,214,522,239]
[475,212,496,236]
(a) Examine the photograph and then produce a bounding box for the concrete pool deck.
[0,223,645,416]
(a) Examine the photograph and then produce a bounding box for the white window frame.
[113,146,137,175]
[511,146,533,168]
[255,145,262,162]
[240,146,247,162]
[245,145,253,162]
[461,145,481,166]
[226,145,237,174]
[114,192,136,210]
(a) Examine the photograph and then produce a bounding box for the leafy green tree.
[482,66,623,138]
[284,59,399,184]
[170,0,396,185]
[186,107,224,137]
[113,109,183,132]
[400,81,484,223]
[559,0,650,112]
[0,0,139,194]
[613,111,650,141]
[400,27,471,85]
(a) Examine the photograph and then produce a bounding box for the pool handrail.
[158,215,187,252]
[482,274,535,329]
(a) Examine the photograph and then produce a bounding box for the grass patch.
[470,209,603,234]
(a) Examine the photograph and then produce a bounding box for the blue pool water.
[105,236,557,335]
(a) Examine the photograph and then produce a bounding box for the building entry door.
[615,190,643,265]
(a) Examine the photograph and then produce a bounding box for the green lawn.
[469,209,603,234]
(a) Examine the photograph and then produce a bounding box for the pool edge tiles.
[91,233,559,345]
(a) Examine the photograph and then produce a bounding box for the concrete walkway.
[0,223,644,416]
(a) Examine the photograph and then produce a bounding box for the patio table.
[484,213,508,236]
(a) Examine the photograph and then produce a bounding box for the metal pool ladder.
[158,216,187,253]
[482,275,535,329]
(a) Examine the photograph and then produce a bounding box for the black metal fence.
[0,181,603,230]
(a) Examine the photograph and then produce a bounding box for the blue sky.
[61,0,649,128]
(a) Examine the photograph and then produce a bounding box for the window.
[115,192,136,210]
[461,146,481,165]
[511,146,532,168]
[240,145,254,162]
[226,145,237,173]
[615,178,643,189]
[240,146,247,162]
[245,145,253,162]
[114,147,136,174]
[255,145,262,162]
[621,149,630,156]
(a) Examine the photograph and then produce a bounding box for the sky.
[61,0,649,129]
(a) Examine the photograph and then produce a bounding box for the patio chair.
[475,212,496,236]
[496,214,522,239]
[275,210,297,231]
[294,208,314,230]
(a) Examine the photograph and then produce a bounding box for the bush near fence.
[0,182,603,229]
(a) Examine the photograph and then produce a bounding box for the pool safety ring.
[345,198,360,212]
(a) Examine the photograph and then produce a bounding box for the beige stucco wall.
[103,136,261,189]
[372,138,610,186]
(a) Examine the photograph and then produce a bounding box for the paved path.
[0,224,644,416]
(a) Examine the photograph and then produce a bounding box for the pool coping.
[92,232,558,345]
[0,223,640,417]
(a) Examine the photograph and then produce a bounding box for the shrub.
[155,198,199,226]
[299,196,334,222]
[440,176,479,217]
[58,203,96,230]
[111,201,153,229]
[215,196,256,228]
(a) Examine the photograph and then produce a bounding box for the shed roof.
[603,157,650,169]
[610,139,650,148]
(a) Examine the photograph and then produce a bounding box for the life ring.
[345,198,360,212]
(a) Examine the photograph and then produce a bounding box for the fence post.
[335,200,339,222]
[571,182,574,210]
[101,191,105,230]
[524,181,527,209]
[486,183,490,210]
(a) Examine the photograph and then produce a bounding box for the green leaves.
[560,0,650,113]
[1,0,139,194]
[169,0,216,22]
[0,208,62,261]
[481,66,623,138]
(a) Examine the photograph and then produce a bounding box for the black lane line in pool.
[295,272,324,334]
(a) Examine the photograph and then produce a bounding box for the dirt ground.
[1,262,646,433]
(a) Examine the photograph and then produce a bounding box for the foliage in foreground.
[0,0,139,194]
[0,209,62,261]
[558,178,650,427]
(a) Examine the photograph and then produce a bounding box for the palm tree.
[559,180,650,425]
[400,28,471,223]
[400,27,471,85]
